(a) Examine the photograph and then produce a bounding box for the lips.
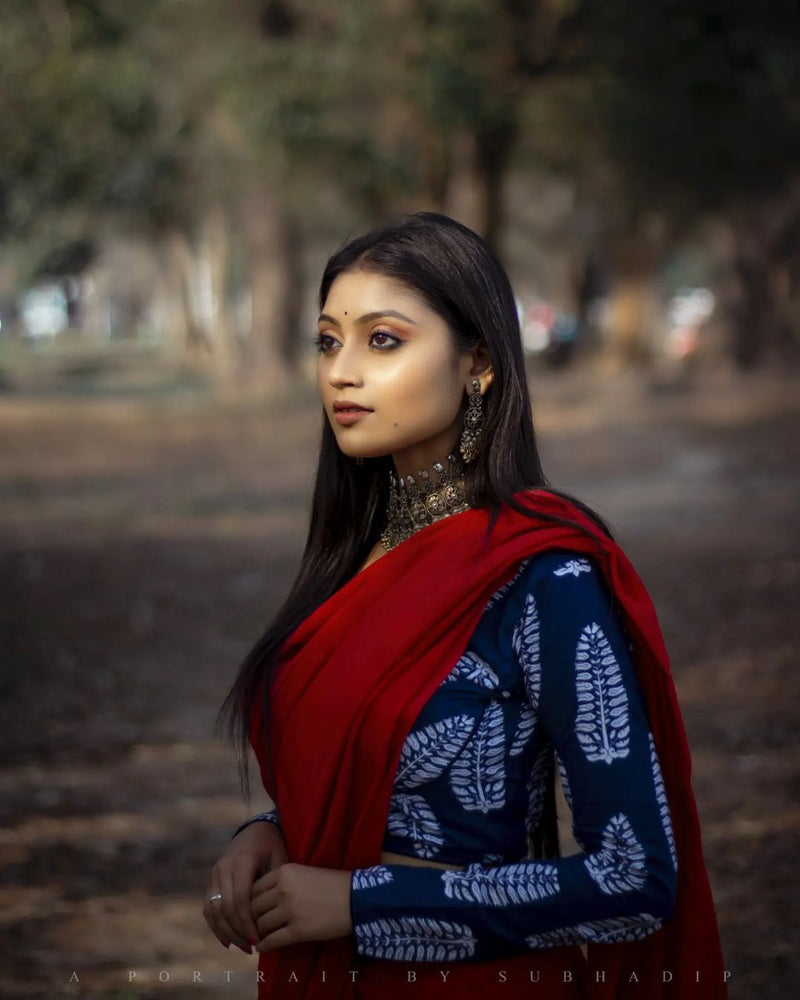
[333,402,373,413]
[333,401,373,427]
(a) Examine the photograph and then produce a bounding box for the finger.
[213,900,252,954]
[228,860,262,945]
[252,869,280,896]
[251,882,282,944]
[256,923,294,954]
[202,874,230,949]
[216,868,254,952]
[252,882,280,922]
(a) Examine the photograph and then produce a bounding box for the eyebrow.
[317,309,419,327]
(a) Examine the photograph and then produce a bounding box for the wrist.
[229,817,283,853]
[231,809,281,841]
[226,819,284,871]
[343,871,354,935]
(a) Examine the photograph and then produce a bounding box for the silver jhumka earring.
[459,378,484,464]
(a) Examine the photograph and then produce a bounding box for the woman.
[204,213,728,999]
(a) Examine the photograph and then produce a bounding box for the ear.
[466,342,494,394]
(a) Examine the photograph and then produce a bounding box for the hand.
[204,820,289,954]
[252,863,353,954]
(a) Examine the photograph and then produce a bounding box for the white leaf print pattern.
[584,812,648,895]
[648,731,678,873]
[394,714,477,790]
[574,622,631,764]
[509,703,536,757]
[526,913,662,949]
[442,859,560,905]
[484,559,531,609]
[525,745,554,834]
[555,751,573,811]
[352,867,395,890]
[355,916,477,962]
[443,651,500,689]
[386,792,443,858]
[450,701,506,813]
[513,593,542,711]
[554,558,592,578]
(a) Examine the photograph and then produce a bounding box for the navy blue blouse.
[234,549,678,964]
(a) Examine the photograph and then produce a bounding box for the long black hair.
[217,211,612,859]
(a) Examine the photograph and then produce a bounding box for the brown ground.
[0,362,798,999]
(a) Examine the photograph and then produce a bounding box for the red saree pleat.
[248,491,728,999]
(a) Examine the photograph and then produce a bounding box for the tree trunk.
[605,275,660,366]
[419,124,450,211]
[198,202,238,387]
[279,211,304,371]
[443,131,485,238]
[726,197,800,369]
[238,181,299,391]
[473,118,517,253]
[443,119,516,254]
[156,228,197,368]
[730,251,769,369]
[603,212,667,366]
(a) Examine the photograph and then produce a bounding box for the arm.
[348,554,677,963]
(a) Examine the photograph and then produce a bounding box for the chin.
[334,434,395,462]
[342,448,389,461]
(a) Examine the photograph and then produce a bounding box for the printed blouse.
[235,549,678,963]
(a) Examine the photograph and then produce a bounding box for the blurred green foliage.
[584,0,800,210]
[2,0,797,245]
[0,0,797,370]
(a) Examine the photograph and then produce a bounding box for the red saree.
[248,490,728,999]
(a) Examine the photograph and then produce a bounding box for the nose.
[326,341,364,389]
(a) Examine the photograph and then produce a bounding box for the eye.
[312,332,338,354]
[370,329,402,350]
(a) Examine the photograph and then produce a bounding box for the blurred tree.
[4,0,797,378]
[0,1,164,266]
[398,0,588,249]
[580,0,800,365]
[137,0,421,387]
[0,0,213,370]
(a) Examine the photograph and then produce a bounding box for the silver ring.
[208,893,223,903]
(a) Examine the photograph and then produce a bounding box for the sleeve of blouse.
[230,807,281,841]
[348,554,678,963]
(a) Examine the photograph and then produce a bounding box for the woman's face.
[316,269,491,477]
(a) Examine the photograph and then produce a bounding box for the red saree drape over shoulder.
[247,491,728,999]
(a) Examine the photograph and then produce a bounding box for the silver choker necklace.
[380,452,473,551]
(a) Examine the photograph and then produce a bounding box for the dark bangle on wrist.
[231,809,281,841]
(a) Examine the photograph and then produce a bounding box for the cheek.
[316,354,333,388]
[379,354,463,426]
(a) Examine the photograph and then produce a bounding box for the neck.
[390,430,461,480]
[390,450,462,487]
[380,451,472,551]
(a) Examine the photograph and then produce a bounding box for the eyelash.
[311,330,403,353]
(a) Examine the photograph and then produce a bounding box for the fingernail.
[249,937,257,946]
[221,940,230,949]
[239,944,252,955]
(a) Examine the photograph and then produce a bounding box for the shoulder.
[504,488,611,538]
[486,547,622,632]
[496,548,605,600]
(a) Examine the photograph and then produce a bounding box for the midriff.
[380,849,465,871]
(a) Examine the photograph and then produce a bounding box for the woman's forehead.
[323,270,428,310]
